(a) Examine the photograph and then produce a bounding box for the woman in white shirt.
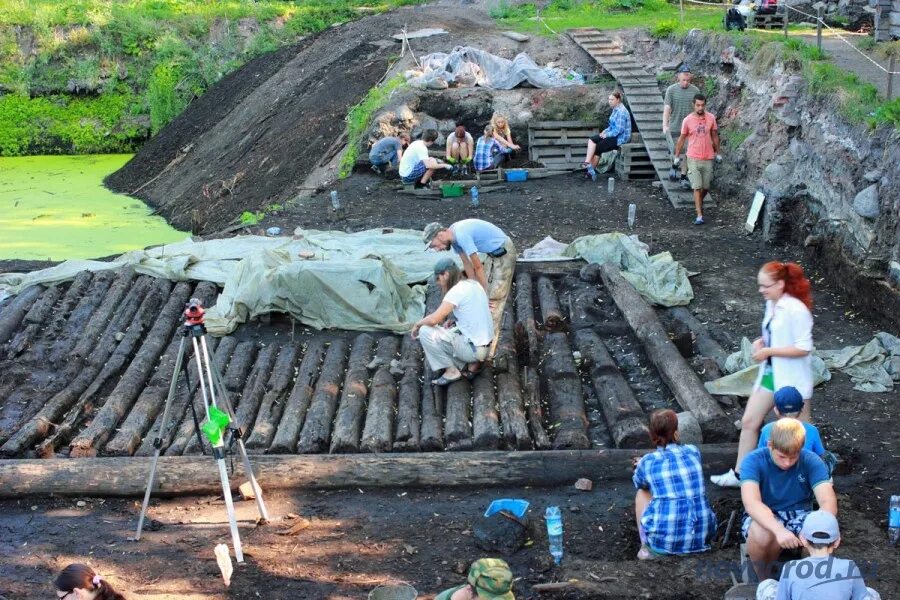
[711,261,814,488]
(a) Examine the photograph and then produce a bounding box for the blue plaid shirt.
[603,104,632,146]
[633,444,717,555]
[474,136,501,171]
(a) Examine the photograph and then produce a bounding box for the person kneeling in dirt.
[475,125,503,173]
[399,129,450,188]
[422,219,517,349]
[369,132,410,174]
[756,511,881,600]
[55,564,127,600]
[446,123,474,176]
[411,258,493,387]
[434,558,515,600]
[632,409,717,560]
[740,418,836,582]
[491,114,520,163]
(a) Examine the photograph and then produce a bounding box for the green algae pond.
[0,154,187,262]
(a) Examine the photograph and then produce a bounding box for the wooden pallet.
[752,12,785,28]
[568,28,715,209]
[528,120,600,169]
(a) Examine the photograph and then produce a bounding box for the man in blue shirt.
[423,220,516,358]
[740,418,836,581]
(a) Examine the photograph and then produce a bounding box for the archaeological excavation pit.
[0,261,735,470]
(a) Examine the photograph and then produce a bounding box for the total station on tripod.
[184,297,206,327]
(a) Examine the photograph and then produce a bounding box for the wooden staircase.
[568,28,713,209]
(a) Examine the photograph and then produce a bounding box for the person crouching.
[411,258,493,386]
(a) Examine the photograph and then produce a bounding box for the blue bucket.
[505,169,528,182]
[484,498,530,518]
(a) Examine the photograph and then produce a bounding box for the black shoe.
[414,180,432,190]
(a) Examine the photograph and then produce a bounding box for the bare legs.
[694,188,708,219]
[735,387,775,472]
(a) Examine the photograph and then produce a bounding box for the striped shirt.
[633,444,717,555]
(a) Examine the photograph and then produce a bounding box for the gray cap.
[800,510,840,544]
[433,257,457,275]
[422,222,445,245]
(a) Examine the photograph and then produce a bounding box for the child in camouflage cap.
[433,558,515,600]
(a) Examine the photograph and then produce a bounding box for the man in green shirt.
[434,558,515,600]
[663,65,701,189]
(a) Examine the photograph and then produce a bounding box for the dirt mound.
[104,7,516,233]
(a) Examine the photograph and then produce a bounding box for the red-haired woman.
[54,564,127,600]
[633,409,717,560]
[711,261,814,488]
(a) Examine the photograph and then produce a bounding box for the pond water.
[0,154,187,262]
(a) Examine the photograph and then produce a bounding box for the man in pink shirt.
[674,94,721,225]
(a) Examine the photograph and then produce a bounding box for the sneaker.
[668,167,679,182]
[694,216,705,225]
[680,178,691,190]
[587,165,598,182]
[414,180,433,190]
[461,165,469,177]
[371,164,385,175]
[710,468,740,487]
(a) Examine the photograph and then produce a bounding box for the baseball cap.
[677,64,692,73]
[800,510,840,544]
[774,386,804,414]
[467,558,515,600]
[433,257,457,275]
[422,222,445,245]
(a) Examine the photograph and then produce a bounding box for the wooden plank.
[0,447,737,496]
[530,120,598,128]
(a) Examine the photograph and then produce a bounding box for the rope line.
[678,0,900,74]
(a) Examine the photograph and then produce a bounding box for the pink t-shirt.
[681,112,718,160]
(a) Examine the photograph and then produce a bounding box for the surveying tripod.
[133,299,269,562]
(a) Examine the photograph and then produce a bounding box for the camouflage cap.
[422,222,445,245]
[467,558,514,600]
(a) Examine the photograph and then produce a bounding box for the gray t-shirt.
[664,83,701,131]
[776,557,872,600]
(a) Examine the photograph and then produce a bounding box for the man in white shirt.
[411,258,494,386]
[398,129,450,188]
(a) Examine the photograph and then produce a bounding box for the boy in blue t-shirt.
[757,386,835,475]
[740,418,837,581]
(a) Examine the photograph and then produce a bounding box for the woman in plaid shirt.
[633,409,717,559]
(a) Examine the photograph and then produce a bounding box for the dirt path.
[797,31,895,99]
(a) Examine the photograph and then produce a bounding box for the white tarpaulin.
[0,229,456,335]
[406,46,583,90]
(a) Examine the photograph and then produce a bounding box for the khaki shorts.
[687,158,713,190]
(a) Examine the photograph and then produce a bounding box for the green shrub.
[855,36,877,51]
[651,19,678,39]
[339,74,406,178]
[871,97,900,128]
[147,62,185,134]
[489,0,537,20]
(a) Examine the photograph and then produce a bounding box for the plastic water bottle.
[627,203,636,228]
[470,186,479,208]
[890,495,900,546]
[330,190,341,211]
[544,506,563,564]
[607,177,615,194]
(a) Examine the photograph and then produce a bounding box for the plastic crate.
[441,183,464,198]
[505,169,528,182]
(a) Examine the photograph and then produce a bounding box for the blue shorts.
[742,509,809,540]
[401,160,427,184]
[370,148,398,167]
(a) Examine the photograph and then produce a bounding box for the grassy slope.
[0,0,420,156]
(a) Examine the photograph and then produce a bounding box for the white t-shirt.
[398,140,430,177]
[443,280,493,346]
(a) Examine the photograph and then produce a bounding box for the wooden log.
[522,366,551,450]
[574,329,650,449]
[227,342,280,441]
[419,366,444,451]
[297,338,350,453]
[45,271,94,335]
[48,271,115,365]
[0,276,153,457]
[567,287,601,332]
[540,332,590,450]
[6,285,62,358]
[443,378,473,451]
[158,336,228,457]
[536,276,565,331]
[244,342,302,452]
[68,281,192,457]
[492,302,516,373]
[367,334,400,370]
[496,368,533,450]
[514,272,541,368]
[663,307,729,372]
[360,336,400,453]
[0,285,44,347]
[71,268,136,360]
[329,334,376,454]
[224,341,258,395]
[268,336,327,454]
[104,282,218,456]
[598,265,733,442]
[0,446,739,497]
[471,367,500,450]
[393,335,422,452]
